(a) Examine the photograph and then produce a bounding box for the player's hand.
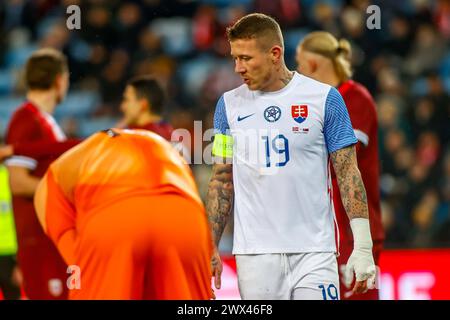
[211,248,223,299]
[0,144,13,162]
[345,218,377,296]
[344,246,376,295]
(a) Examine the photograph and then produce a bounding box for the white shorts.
[235,252,339,300]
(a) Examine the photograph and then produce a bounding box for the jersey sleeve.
[212,95,233,158]
[342,87,376,147]
[323,87,358,154]
[4,111,41,170]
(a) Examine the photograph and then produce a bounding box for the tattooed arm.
[206,162,234,294]
[206,163,234,246]
[329,145,368,220]
[330,145,375,295]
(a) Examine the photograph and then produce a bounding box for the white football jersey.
[213,72,357,254]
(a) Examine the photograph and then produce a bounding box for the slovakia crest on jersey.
[291,105,308,124]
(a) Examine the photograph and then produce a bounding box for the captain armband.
[212,134,234,158]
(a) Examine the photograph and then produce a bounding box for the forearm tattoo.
[330,145,369,220]
[206,163,234,247]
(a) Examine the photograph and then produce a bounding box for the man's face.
[230,38,275,91]
[120,85,143,125]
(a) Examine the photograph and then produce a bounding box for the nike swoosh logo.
[237,113,255,121]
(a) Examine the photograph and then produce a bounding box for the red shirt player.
[297,32,384,299]
[119,76,174,141]
[4,48,80,299]
[334,80,384,300]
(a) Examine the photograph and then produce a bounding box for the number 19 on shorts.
[318,284,339,300]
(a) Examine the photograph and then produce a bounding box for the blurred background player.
[0,76,171,161]
[208,13,375,300]
[0,162,21,300]
[3,48,80,299]
[34,128,212,300]
[119,75,174,140]
[296,31,384,300]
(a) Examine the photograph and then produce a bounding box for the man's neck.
[264,66,294,92]
[27,91,57,114]
[136,113,162,127]
[316,69,341,88]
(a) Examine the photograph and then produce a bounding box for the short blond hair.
[299,31,353,82]
[226,13,284,50]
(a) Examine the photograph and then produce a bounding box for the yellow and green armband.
[212,134,234,158]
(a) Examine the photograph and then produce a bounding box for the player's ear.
[53,74,62,91]
[140,98,151,113]
[309,58,318,73]
[270,45,283,63]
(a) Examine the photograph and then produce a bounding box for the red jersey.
[5,102,73,244]
[12,139,80,160]
[333,81,384,243]
[128,121,174,141]
[4,101,77,299]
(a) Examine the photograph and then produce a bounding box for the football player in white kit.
[206,13,376,300]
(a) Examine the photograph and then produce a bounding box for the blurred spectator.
[100,49,130,111]
[434,150,450,244]
[115,2,143,52]
[404,24,447,77]
[410,189,440,247]
[416,131,441,168]
[381,200,408,247]
[386,13,413,58]
[81,5,115,47]
[434,0,450,39]
[192,5,218,51]
[253,0,304,27]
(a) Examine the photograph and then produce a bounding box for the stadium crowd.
[0,0,449,250]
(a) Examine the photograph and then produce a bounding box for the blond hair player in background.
[296,31,384,300]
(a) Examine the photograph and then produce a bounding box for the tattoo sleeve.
[206,163,234,247]
[330,145,369,220]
